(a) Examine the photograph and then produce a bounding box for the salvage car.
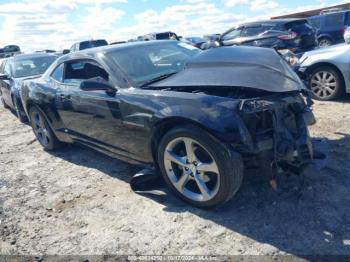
[206,19,317,54]
[21,41,315,208]
[0,53,59,122]
[298,43,350,100]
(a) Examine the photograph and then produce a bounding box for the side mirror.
[0,74,10,81]
[62,49,70,54]
[80,77,116,93]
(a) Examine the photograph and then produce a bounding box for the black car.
[0,45,21,59]
[70,39,108,53]
[216,19,317,54]
[21,41,315,208]
[308,10,350,47]
[0,53,58,122]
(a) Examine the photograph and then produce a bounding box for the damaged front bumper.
[235,91,315,174]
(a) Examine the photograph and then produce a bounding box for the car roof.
[236,18,307,27]
[7,53,59,62]
[56,40,180,63]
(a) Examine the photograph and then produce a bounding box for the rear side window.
[63,60,109,85]
[241,26,265,37]
[285,20,313,33]
[324,13,344,27]
[51,63,64,82]
[222,28,242,40]
[308,17,321,29]
[345,12,350,26]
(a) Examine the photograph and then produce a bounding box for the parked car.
[308,10,350,47]
[210,19,317,54]
[181,37,206,49]
[140,32,179,41]
[21,41,315,208]
[298,43,350,100]
[69,39,108,53]
[0,53,59,122]
[0,45,21,58]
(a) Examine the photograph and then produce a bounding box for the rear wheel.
[309,66,344,101]
[28,106,61,150]
[318,37,332,48]
[157,126,243,208]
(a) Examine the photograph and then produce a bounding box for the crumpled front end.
[235,91,315,175]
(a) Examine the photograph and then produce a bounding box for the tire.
[318,37,332,48]
[28,106,61,150]
[309,66,344,101]
[1,97,9,109]
[157,126,244,208]
[13,97,27,123]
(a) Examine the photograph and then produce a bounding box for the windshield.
[12,56,57,78]
[108,42,200,86]
[80,40,108,50]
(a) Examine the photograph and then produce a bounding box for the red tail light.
[278,32,298,40]
[340,26,345,35]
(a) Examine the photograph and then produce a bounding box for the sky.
[0,0,347,52]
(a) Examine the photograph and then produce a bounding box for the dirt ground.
[0,97,350,258]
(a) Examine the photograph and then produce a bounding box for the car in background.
[0,53,59,122]
[21,41,315,208]
[181,37,206,49]
[213,19,317,54]
[0,45,21,58]
[69,39,108,53]
[140,32,179,41]
[308,10,350,47]
[298,43,350,100]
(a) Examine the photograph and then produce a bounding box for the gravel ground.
[0,98,350,258]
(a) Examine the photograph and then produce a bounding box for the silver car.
[299,44,350,100]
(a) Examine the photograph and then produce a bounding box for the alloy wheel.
[318,39,331,48]
[30,110,51,147]
[163,137,220,202]
[310,71,337,99]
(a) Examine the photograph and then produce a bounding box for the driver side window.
[63,60,109,85]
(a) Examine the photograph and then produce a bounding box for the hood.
[12,75,42,90]
[150,46,305,93]
[302,43,350,57]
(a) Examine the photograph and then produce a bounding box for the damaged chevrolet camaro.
[21,41,315,208]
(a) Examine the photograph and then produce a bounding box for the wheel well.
[306,62,345,87]
[150,118,216,164]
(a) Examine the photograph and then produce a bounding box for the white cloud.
[0,0,343,52]
[223,0,279,10]
[224,0,249,8]
[250,0,279,11]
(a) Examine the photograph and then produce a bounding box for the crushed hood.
[150,46,305,93]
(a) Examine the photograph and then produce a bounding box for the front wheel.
[318,37,332,48]
[1,97,9,109]
[28,106,61,150]
[157,126,244,208]
[13,97,27,123]
[309,66,344,101]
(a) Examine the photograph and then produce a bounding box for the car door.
[55,59,128,156]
